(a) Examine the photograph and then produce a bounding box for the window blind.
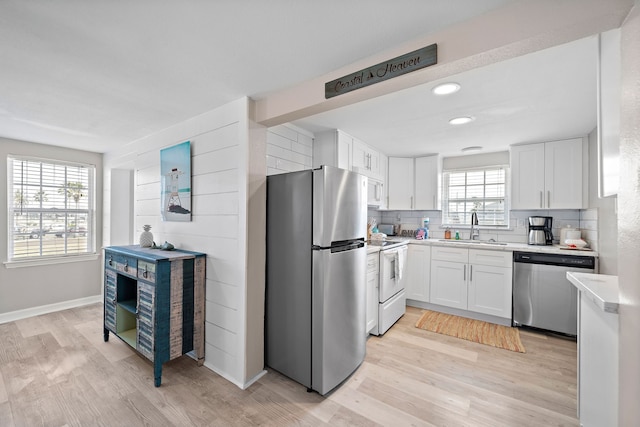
[8,156,95,260]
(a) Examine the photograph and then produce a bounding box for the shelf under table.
[119,328,136,348]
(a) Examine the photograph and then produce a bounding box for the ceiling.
[293,36,598,158]
[0,0,517,153]
[0,1,629,158]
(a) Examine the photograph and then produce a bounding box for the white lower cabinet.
[430,259,467,309]
[405,245,431,302]
[467,263,512,318]
[366,252,379,334]
[429,246,512,319]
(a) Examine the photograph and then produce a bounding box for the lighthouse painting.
[160,141,191,222]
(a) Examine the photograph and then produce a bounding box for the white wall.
[587,128,618,274]
[266,124,313,175]
[103,97,266,389]
[0,138,103,320]
[618,2,640,424]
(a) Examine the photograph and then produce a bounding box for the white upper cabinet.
[510,138,586,209]
[314,129,387,208]
[545,139,585,209]
[388,157,415,210]
[414,155,440,210]
[353,139,381,178]
[510,143,545,209]
[388,155,440,210]
[312,129,352,170]
[367,178,385,208]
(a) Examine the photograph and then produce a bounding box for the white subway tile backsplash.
[553,209,580,219]
[580,220,598,231]
[368,207,600,248]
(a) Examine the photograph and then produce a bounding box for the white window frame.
[441,166,510,228]
[6,155,96,264]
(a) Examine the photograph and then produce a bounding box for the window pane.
[466,171,485,185]
[485,169,505,184]
[9,157,94,260]
[448,186,466,200]
[442,168,508,227]
[466,185,485,199]
[485,184,504,198]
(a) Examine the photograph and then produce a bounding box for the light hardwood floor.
[0,304,578,426]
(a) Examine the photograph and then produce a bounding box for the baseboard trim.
[202,361,267,390]
[243,369,268,389]
[0,295,102,324]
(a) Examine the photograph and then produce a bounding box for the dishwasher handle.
[513,251,595,269]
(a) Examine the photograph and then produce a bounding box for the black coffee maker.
[528,216,553,245]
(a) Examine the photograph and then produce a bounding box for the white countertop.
[567,272,619,313]
[367,237,598,258]
[406,238,598,257]
[366,239,410,254]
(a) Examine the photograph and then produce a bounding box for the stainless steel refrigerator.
[266,165,367,395]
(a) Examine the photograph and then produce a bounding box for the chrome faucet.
[470,212,479,240]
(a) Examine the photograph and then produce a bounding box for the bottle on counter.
[444,228,451,239]
[455,230,460,240]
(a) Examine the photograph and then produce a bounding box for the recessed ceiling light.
[432,82,461,95]
[461,146,483,152]
[449,116,474,125]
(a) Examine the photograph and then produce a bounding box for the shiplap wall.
[103,97,266,389]
[266,124,313,175]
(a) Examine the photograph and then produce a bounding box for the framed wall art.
[160,140,192,222]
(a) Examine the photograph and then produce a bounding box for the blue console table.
[103,245,206,386]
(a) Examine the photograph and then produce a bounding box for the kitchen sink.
[437,239,507,246]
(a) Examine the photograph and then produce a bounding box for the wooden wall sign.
[325,44,437,99]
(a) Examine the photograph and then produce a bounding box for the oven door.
[379,248,406,302]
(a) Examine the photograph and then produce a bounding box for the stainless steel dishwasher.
[513,251,596,336]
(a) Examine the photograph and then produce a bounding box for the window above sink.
[441,165,509,228]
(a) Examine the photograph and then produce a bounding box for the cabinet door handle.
[410,196,413,209]
[433,195,436,208]
[540,191,543,208]
[547,191,551,208]
[470,265,473,282]
[463,265,466,281]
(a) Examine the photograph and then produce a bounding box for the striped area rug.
[415,310,526,353]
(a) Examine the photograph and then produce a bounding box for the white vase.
[139,225,154,247]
